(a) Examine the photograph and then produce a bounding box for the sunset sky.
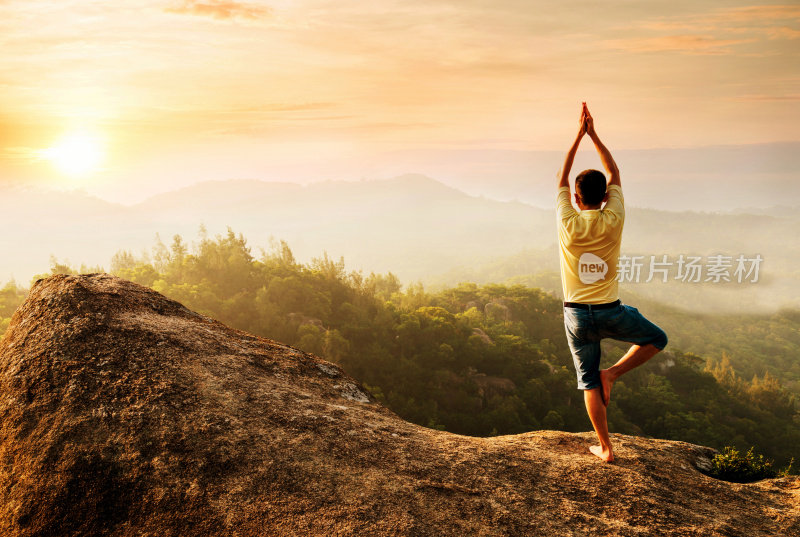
[0,0,798,202]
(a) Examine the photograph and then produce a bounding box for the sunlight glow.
[39,132,104,177]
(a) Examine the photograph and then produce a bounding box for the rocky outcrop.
[0,274,797,536]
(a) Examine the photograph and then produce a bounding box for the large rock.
[0,274,797,536]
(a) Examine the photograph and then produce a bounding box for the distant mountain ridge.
[371,141,800,211]
[136,174,476,220]
[3,174,798,311]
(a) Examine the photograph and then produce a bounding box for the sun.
[40,132,104,177]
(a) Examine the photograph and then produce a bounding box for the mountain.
[381,142,800,212]
[3,174,798,312]
[1,175,553,284]
[0,274,796,536]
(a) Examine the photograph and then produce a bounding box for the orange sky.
[0,1,798,201]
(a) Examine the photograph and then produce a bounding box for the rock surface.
[0,274,797,536]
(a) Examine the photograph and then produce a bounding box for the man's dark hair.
[575,169,607,206]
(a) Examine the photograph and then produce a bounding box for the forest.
[1,228,797,468]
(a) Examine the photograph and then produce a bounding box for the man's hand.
[582,103,620,187]
[582,103,596,138]
[578,103,588,137]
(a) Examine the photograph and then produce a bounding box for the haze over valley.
[3,158,798,314]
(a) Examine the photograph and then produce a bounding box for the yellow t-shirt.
[556,184,624,304]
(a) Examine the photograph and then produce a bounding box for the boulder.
[0,274,796,536]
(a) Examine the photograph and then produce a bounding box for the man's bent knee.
[650,329,668,351]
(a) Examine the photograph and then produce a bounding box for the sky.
[0,0,798,202]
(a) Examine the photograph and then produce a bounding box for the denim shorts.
[563,302,668,390]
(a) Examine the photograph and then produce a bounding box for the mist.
[2,148,798,315]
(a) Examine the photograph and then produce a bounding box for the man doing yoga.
[557,103,668,462]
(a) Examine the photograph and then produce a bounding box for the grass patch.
[709,446,794,483]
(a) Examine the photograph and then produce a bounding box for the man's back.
[556,184,624,304]
[555,103,667,463]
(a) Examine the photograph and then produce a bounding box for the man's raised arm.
[558,109,587,189]
[584,108,620,187]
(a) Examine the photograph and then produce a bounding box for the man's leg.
[600,343,662,406]
[564,306,619,462]
[595,304,669,406]
[584,387,614,462]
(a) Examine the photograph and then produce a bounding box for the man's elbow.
[557,173,570,189]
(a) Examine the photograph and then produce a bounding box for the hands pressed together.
[579,101,596,138]
[560,101,620,188]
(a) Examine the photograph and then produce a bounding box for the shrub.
[708,446,785,483]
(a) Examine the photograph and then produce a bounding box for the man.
[557,103,668,462]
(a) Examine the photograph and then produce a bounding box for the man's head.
[574,169,608,210]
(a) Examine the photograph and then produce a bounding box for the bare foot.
[589,445,615,462]
[599,369,614,407]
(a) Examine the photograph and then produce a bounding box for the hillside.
[2,174,798,312]
[0,274,797,536]
[0,175,549,285]
[374,142,800,212]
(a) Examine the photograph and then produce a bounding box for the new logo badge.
[579,253,608,284]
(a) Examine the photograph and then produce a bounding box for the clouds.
[0,0,797,190]
[609,4,800,55]
[721,4,800,22]
[165,0,271,22]
[605,35,753,55]
[733,93,800,102]
[764,26,800,40]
